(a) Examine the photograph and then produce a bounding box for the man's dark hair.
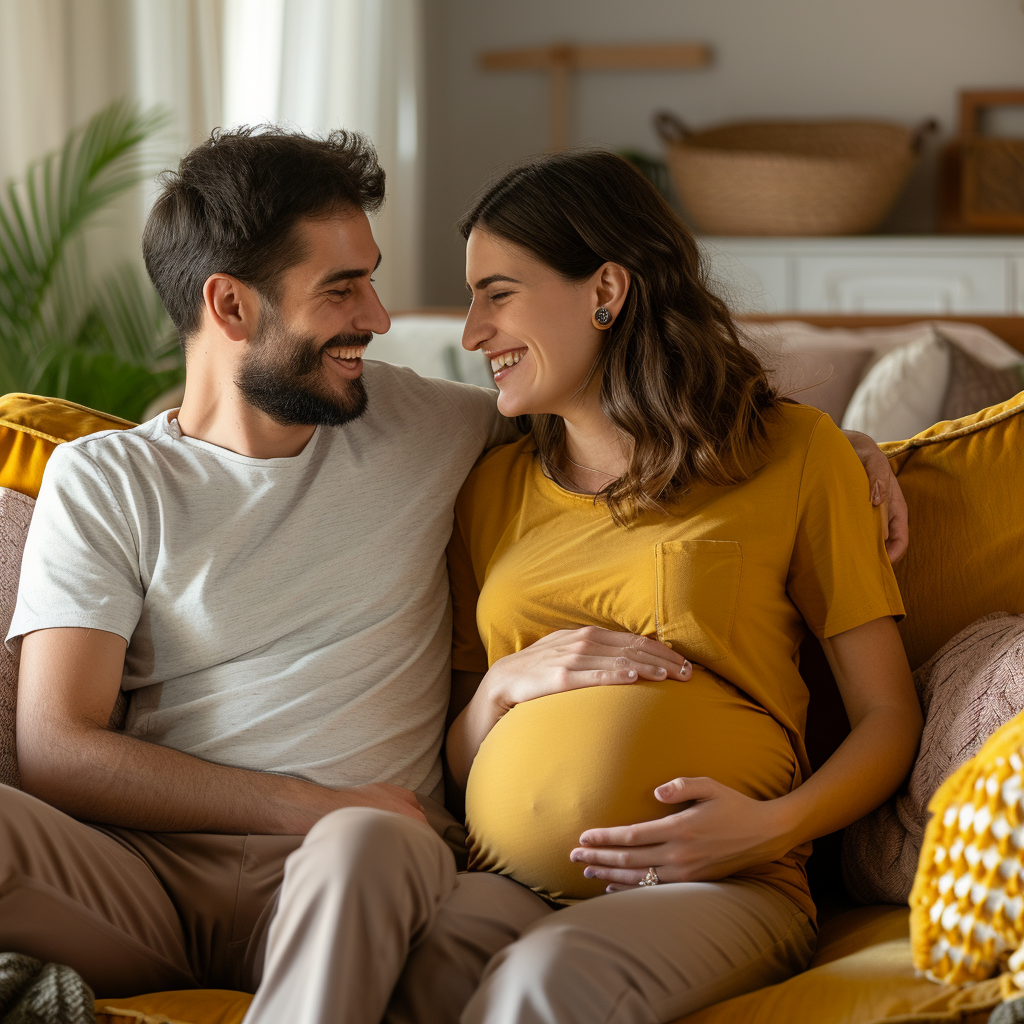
[142,126,386,342]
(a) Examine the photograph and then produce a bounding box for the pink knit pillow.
[0,486,35,790]
[843,613,1024,904]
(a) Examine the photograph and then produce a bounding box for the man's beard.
[236,304,370,428]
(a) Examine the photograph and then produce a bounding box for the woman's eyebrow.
[472,274,523,289]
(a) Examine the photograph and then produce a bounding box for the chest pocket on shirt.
[655,540,742,663]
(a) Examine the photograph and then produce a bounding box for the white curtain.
[0,0,424,308]
[0,0,139,271]
[138,0,425,309]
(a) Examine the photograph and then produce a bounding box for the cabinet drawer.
[794,256,1009,314]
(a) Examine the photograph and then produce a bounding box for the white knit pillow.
[842,329,951,442]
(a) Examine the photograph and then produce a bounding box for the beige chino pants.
[0,783,814,1024]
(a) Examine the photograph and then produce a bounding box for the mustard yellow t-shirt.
[448,403,905,919]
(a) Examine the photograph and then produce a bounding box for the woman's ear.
[202,273,260,343]
[593,262,631,320]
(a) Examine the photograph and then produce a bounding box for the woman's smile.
[487,346,528,383]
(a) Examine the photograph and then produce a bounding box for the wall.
[422,0,1024,305]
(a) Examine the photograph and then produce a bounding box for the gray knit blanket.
[0,953,94,1023]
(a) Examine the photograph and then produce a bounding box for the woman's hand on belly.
[568,775,795,890]
[485,626,691,712]
[446,627,691,791]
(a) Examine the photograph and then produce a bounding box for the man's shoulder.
[362,360,503,443]
[49,416,167,478]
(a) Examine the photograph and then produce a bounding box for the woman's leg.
[461,878,815,1024]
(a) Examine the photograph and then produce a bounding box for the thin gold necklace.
[564,453,616,478]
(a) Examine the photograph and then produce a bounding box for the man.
[2,128,906,1023]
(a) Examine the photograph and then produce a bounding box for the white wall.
[422,0,1024,305]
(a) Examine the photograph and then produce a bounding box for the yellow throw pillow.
[881,392,1024,672]
[465,669,797,903]
[95,989,252,1024]
[0,393,134,500]
[911,709,1024,986]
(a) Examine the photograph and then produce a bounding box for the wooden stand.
[479,43,711,151]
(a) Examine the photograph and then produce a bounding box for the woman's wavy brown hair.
[458,149,781,524]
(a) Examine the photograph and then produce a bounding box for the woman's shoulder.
[456,433,537,514]
[764,400,846,466]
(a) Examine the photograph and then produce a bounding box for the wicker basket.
[655,113,936,236]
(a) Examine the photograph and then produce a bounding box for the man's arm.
[17,627,426,833]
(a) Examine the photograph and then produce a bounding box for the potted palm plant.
[0,101,184,422]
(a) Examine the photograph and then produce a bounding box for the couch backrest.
[883,392,1024,671]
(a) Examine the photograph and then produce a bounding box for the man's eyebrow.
[471,274,523,290]
[315,252,383,288]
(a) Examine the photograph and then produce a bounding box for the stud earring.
[592,306,613,329]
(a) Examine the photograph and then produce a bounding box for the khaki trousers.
[0,783,815,1024]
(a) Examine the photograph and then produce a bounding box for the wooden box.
[939,90,1024,233]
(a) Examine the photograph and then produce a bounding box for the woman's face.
[463,228,616,419]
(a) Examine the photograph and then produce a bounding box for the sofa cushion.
[0,393,134,500]
[95,989,251,1023]
[674,905,1001,1024]
[844,613,1024,906]
[882,392,1024,672]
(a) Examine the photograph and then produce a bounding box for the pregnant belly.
[464,666,797,903]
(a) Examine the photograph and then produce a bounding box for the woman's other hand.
[484,626,691,712]
[842,428,908,563]
[569,777,794,890]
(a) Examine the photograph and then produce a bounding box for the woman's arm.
[446,628,691,790]
[569,615,922,887]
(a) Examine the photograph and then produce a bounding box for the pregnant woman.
[442,150,923,1024]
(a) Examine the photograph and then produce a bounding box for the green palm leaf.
[0,100,182,420]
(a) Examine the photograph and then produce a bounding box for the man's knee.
[288,807,452,897]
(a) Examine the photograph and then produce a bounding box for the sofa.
[1,319,1023,1023]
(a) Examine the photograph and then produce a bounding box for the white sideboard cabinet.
[699,236,1024,315]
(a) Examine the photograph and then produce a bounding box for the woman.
[442,150,923,1024]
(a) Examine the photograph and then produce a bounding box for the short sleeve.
[5,444,144,647]
[447,513,489,674]
[786,415,905,640]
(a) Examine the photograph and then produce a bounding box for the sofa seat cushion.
[0,393,134,500]
[881,392,1024,672]
[674,905,1001,1024]
[95,989,251,1024]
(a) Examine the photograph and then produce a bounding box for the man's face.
[236,211,391,427]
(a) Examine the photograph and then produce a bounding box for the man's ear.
[593,263,631,319]
[202,274,260,343]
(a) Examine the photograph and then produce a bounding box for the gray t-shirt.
[7,361,510,796]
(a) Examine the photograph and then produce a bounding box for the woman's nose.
[462,304,490,351]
